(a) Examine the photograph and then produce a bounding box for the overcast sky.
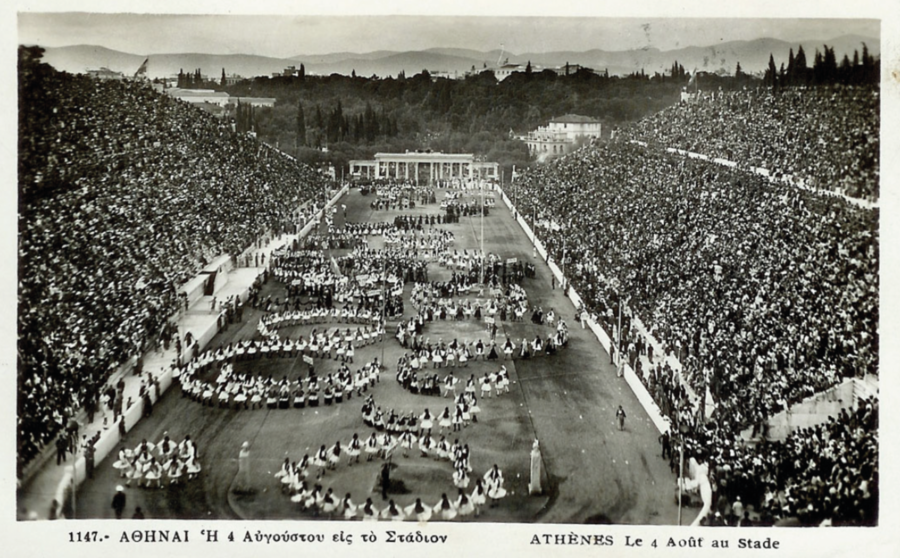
[18,12,880,58]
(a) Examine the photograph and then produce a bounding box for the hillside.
[36,35,878,80]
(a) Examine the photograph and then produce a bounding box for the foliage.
[765,43,879,88]
[223,67,693,176]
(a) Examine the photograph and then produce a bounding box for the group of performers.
[178,360,381,410]
[395,360,511,400]
[112,434,201,488]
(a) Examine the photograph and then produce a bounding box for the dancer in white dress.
[406,498,433,523]
[399,430,417,457]
[361,498,378,521]
[347,433,362,465]
[379,432,396,459]
[112,449,132,477]
[313,444,328,475]
[480,374,492,399]
[433,493,458,520]
[143,458,162,489]
[456,488,475,519]
[453,465,470,489]
[185,455,201,480]
[321,488,338,515]
[341,493,357,520]
[438,407,453,432]
[419,409,434,436]
[364,433,380,461]
[381,499,406,521]
[328,441,342,470]
[470,478,487,516]
[418,433,435,458]
[484,464,507,505]
[290,480,311,504]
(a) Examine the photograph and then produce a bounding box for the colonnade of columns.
[350,156,498,183]
[373,160,474,182]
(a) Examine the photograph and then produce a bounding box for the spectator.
[17,50,327,468]
[514,107,878,524]
[111,486,126,519]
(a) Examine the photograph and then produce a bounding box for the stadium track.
[72,185,692,524]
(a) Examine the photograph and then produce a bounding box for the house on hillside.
[521,114,602,161]
[86,67,124,80]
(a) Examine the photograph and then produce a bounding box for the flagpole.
[480,178,485,285]
[381,260,386,367]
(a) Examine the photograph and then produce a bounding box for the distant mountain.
[36,35,879,80]
[305,51,485,78]
[143,53,291,79]
[39,44,146,75]
[288,50,400,64]
[513,36,880,77]
[424,47,505,64]
[40,45,294,79]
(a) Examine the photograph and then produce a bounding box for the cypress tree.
[296,100,306,147]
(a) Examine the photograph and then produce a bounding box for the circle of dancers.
[273,433,507,521]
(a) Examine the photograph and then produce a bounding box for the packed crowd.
[683,398,878,526]
[514,133,878,523]
[626,86,879,200]
[18,60,328,466]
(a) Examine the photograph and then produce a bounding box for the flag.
[704,385,717,419]
[133,58,149,79]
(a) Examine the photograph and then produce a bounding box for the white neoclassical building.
[349,152,499,184]
[522,114,602,160]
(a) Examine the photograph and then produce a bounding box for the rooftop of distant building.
[551,114,600,124]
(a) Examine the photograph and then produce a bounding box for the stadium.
[16,21,879,528]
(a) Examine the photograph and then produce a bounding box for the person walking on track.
[616,405,626,431]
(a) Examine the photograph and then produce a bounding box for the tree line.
[764,43,879,88]
[223,65,692,175]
